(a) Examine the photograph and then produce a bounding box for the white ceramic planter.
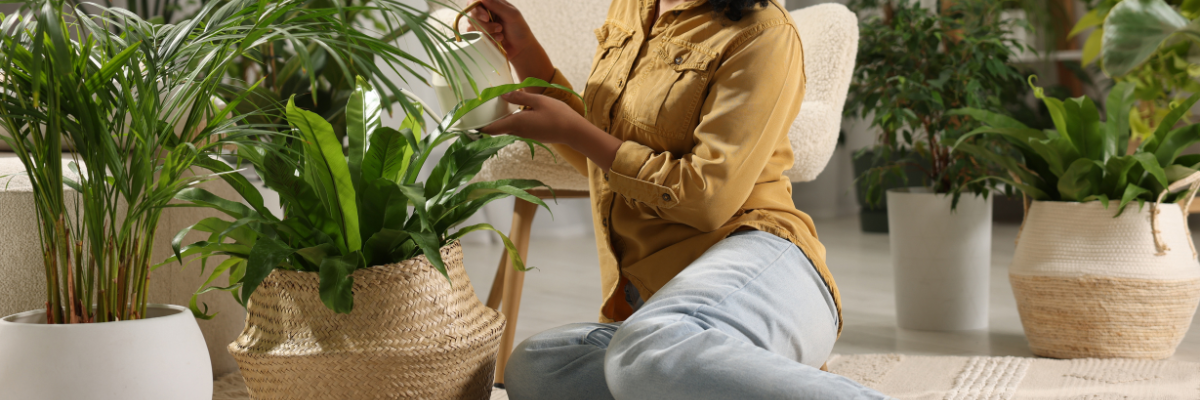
[431,31,517,131]
[0,304,212,400]
[887,188,992,331]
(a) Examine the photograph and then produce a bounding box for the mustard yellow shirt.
[542,0,840,334]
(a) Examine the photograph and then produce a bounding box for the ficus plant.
[844,0,1029,207]
[167,77,577,316]
[0,0,370,324]
[952,80,1200,214]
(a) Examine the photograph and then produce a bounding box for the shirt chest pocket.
[585,23,634,118]
[624,40,716,140]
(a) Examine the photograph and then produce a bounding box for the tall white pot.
[887,188,992,331]
[0,304,212,400]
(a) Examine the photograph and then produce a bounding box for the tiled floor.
[458,215,1200,362]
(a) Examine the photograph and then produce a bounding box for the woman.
[472,0,889,398]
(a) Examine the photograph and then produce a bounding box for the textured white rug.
[826,353,1200,399]
[213,353,1200,399]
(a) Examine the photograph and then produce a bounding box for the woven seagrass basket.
[229,241,505,399]
[1010,176,1200,359]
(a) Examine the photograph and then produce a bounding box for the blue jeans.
[504,230,891,399]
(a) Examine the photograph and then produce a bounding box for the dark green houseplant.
[844,0,1029,231]
[168,77,573,315]
[953,80,1200,211]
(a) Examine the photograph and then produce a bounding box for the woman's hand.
[465,0,534,59]
[482,91,622,170]
[464,0,555,93]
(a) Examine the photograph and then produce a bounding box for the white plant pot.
[0,304,212,400]
[431,31,517,131]
[886,188,992,331]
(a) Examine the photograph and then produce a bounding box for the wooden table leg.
[494,199,538,385]
[486,248,508,310]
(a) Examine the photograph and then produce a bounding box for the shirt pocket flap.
[595,23,633,50]
[657,40,716,72]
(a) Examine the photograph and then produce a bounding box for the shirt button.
[603,218,609,227]
[674,56,683,65]
[617,78,624,88]
[604,172,610,181]
[662,193,671,201]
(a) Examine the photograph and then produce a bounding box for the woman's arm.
[482,90,622,171]
[486,24,806,232]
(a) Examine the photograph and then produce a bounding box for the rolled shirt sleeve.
[606,25,805,232]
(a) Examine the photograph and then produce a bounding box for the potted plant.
[169,73,570,398]
[0,0,368,397]
[954,78,1200,359]
[951,0,1200,359]
[843,0,1029,331]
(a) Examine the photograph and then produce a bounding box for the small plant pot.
[0,304,212,400]
[1010,201,1200,359]
[230,241,505,400]
[886,187,992,331]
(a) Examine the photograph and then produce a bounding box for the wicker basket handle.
[1152,170,1200,257]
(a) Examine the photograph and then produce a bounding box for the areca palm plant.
[0,0,449,324]
[167,77,572,315]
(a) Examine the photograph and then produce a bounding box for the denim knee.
[504,323,618,400]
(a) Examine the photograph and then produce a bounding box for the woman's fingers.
[469,5,491,22]
[469,21,503,34]
[481,111,521,136]
[479,0,520,20]
[500,91,543,108]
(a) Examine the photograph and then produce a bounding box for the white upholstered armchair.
[431,0,859,383]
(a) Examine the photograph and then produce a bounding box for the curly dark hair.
[709,0,771,21]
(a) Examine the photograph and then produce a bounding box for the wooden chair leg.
[485,248,508,310]
[494,199,538,385]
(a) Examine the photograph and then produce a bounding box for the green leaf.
[361,127,411,185]
[1071,96,1104,160]
[347,76,381,191]
[1117,184,1153,215]
[1154,125,1200,168]
[192,156,275,220]
[1166,164,1200,182]
[240,236,295,307]
[1058,158,1101,201]
[189,258,244,319]
[948,108,1033,130]
[1070,8,1106,38]
[176,187,255,219]
[363,229,410,267]
[1102,155,1140,196]
[1147,93,1200,155]
[449,77,581,127]
[1082,193,1111,208]
[318,252,358,313]
[287,97,361,253]
[295,243,339,271]
[409,230,448,279]
[447,223,531,272]
[1102,0,1190,77]
[1082,29,1103,66]
[1106,82,1137,157]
